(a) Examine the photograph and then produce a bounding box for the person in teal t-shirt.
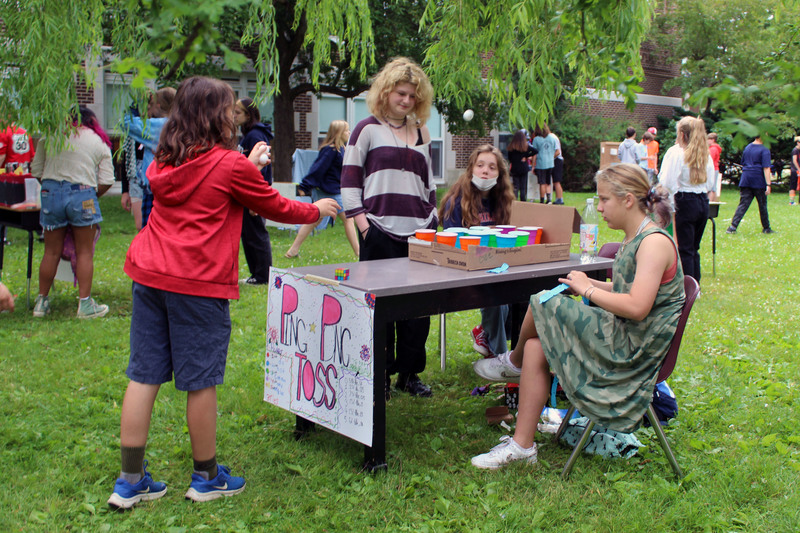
[530,124,560,204]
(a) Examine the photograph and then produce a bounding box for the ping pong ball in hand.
[259,153,269,165]
[463,109,474,121]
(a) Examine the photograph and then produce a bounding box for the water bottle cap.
[587,198,594,204]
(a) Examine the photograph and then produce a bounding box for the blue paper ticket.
[538,283,570,304]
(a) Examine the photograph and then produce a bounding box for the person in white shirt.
[659,116,715,283]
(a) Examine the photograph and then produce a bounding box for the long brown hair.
[439,145,514,227]
[156,76,237,167]
[236,97,262,134]
[507,130,529,153]
[532,123,551,138]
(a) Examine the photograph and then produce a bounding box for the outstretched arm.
[559,232,674,321]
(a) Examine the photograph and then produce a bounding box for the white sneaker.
[33,295,50,317]
[471,436,538,470]
[473,350,521,383]
[77,297,109,319]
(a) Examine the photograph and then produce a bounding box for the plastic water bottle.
[580,198,599,263]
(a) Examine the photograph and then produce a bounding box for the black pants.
[674,192,709,283]
[511,173,528,202]
[730,187,771,232]
[241,211,272,282]
[359,223,429,376]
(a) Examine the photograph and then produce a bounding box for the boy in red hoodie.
[108,77,339,509]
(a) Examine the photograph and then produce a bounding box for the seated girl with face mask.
[439,145,517,359]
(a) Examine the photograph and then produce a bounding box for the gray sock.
[121,471,143,484]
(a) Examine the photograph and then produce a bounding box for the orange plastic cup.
[435,231,458,246]
[415,229,436,242]
[459,235,481,250]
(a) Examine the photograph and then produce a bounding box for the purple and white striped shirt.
[341,116,437,240]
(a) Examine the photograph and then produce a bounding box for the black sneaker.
[725,227,736,234]
[239,277,267,286]
[396,373,432,397]
[762,228,776,234]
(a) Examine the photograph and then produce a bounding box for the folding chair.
[597,242,621,280]
[555,275,700,479]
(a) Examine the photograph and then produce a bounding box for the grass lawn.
[1,186,799,532]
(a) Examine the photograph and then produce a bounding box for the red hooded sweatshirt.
[124,146,319,299]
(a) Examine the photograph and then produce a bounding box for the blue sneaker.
[184,464,245,502]
[107,463,167,509]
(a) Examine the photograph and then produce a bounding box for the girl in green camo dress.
[471,163,685,470]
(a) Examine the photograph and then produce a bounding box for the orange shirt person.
[646,127,659,178]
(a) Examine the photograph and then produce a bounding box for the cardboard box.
[600,141,620,170]
[408,201,581,271]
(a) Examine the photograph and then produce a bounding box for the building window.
[319,95,346,131]
[498,133,513,160]
[246,90,274,123]
[103,73,133,133]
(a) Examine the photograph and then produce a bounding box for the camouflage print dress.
[529,228,685,433]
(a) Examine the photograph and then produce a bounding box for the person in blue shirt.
[726,136,774,234]
[439,145,516,359]
[530,124,561,204]
[124,88,176,227]
[285,120,358,259]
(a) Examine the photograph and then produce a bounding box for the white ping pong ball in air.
[463,109,474,121]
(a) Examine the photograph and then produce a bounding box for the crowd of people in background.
[4,57,800,514]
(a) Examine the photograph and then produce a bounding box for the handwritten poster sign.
[264,268,375,446]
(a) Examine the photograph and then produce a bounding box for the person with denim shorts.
[29,106,114,319]
[107,76,340,510]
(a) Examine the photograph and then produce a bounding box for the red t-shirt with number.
[0,126,35,165]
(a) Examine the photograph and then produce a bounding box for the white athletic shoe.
[471,436,538,470]
[473,350,521,383]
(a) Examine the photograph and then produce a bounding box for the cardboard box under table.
[409,201,581,271]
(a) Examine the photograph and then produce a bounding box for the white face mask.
[472,175,497,191]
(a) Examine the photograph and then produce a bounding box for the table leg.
[711,218,716,277]
[0,225,5,281]
[294,416,316,440]
[363,306,387,472]
[26,230,34,308]
[439,314,447,371]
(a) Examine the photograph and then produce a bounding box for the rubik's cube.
[334,268,350,281]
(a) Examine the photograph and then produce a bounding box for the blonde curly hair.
[366,57,433,127]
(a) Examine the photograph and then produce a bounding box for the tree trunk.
[272,87,295,183]
[270,0,303,183]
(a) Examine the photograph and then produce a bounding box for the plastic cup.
[508,230,529,247]
[495,234,517,248]
[459,235,481,250]
[415,229,436,242]
[25,178,40,205]
[448,227,469,235]
[495,225,516,234]
[519,226,543,244]
[435,231,458,246]
[467,230,490,246]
